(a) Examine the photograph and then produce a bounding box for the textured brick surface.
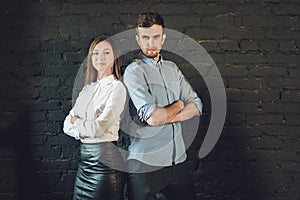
[0,0,299,200]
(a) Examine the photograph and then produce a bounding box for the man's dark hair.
[136,12,165,28]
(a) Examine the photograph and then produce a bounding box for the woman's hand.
[79,132,87,139]
[71,115,79,124]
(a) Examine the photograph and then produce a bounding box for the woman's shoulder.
[112,79,126,89]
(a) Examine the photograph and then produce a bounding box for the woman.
[63,36,126,200]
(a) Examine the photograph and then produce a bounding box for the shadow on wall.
[0,2,42,199]
[0,110,42,200]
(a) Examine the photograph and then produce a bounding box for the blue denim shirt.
[123,54,203,166]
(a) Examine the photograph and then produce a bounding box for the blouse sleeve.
[74,82,127,138]
[63,108,80,140]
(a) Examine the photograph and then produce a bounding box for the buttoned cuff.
[138,104,157,121]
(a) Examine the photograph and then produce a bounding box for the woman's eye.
[92,52,98,55]
[104,51,111,54]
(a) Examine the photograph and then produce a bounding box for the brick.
[226,88,241,102]
[249,65,287,77]
[23,3,62,16]
[22,52,61,65]
[240,40,259,51]
[241,90,280,103]
[223,27,267,40]
[226,113,245,125]
[198,40,218,51]
[268,30,300,40]
[246,114,284,125]
[43,65,78,76]
[30,111,46,122]
[235,4,272,15]
[19,65,43,77]
[212,53,267,64]
[259,39,279,51]
[242,16,285,30]
[58,25,81,40]
[21,26,59,40]
[47,111,66,121]
[284,16,300,31]
[219,40,239,51]
[281,91,300,103]
[288,68,300,79]
[228,102,270,114]
[189,4,230,15]
[41,159,78,170]
[275,103,300,113]
[219,149,298,162]
[279,40,298,52]
[267,78,300,89]
[257,125,300,137]
[44,135,78,146]
[228,78,268,89]
[31,146,60,158]
[61,76,76,87]
[220,65,249,78]
[30,77,60,87]
[164,15,201,30]
[266,54,300,64]
[63,51,86,63]
[31,99,60,111]
[61,146,80,158]
[203,14,237,30]
[150,3,192,15]
[272,4,300,15]
[185,27,223,40]
[283,114,300,125]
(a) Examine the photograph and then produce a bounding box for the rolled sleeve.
[176,65,203,114]
[123,64,157,121]
[138,103,157,121]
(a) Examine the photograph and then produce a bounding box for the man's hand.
[169,102,200,123]
[146,100,184,126]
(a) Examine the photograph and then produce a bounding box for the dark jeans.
[127,160,196,200]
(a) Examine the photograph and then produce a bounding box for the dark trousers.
[127,160,196,200]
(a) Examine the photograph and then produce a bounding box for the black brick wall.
[0,0,299,200]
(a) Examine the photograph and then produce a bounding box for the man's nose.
[148,38,155,47]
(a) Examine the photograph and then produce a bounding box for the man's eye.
[154,35,160,39]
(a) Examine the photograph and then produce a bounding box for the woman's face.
[91,40,114,74]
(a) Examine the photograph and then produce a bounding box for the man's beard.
[142,48,160,58]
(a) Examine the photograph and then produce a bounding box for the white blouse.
[63,75,127,143]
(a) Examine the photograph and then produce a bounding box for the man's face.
[136,24,166,60]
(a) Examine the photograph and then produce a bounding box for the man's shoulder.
[162,59,175,65]
[162,59,177,67]
[161,59,181,73]
[125,59,146,72]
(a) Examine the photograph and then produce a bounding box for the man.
[123,12,203,200]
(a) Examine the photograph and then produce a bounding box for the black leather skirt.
[73,142,126,200]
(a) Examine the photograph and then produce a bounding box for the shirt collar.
[95,74,115,86]
[140,53,163,69]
